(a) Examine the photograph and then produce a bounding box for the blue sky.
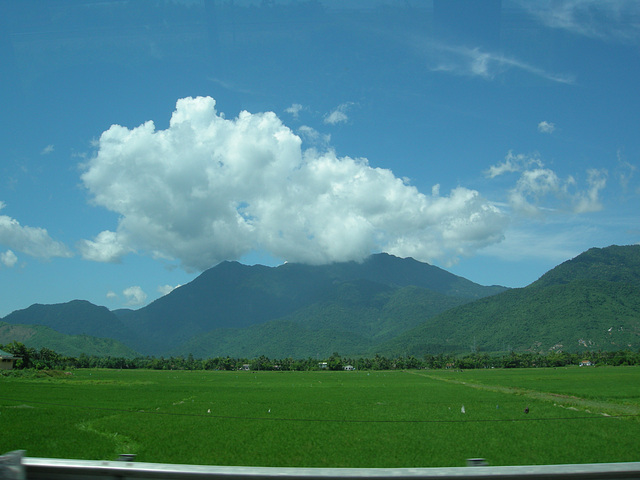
[1,0,639,317]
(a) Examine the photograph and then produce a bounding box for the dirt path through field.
[407,371,640,419]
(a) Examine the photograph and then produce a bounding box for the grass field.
[1,367,639,467]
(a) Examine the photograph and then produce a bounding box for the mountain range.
[1,245,639,358]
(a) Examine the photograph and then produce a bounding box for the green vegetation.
[175,284,471,358]
[531,245,640,288]
[1,368,639,467]
[380,245,640,356]
[433,366,640,406]
[3,341,640,371]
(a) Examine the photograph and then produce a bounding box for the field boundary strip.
[407,371,640,419]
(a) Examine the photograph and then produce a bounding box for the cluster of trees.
[2,341,640,372]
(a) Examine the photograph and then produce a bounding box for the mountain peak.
[531,244,640,288]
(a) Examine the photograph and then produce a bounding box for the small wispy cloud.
[0,249,18,268]
[538,121,556,134]
[485,151,543,179]
[573,168,607,213]
[324,102,354,125]
[41,145,55,155]
[285,103,303,119]
[486,151,606,215]
[78,230,133,263]
[0,201,72,259]
[615,150,637,193]
[123,286,147,307]
[207,77,256,96]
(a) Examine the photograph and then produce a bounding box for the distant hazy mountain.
[170,281,474,358]
[0,321,139,358]
[116,253,506,354]
[4,247,637,358]
[1,253,505,357]
[2,300,138,343]
[378,245,640,355]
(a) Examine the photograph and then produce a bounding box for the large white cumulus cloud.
[81,96,506,270]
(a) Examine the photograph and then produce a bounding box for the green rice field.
[1,367,639,467]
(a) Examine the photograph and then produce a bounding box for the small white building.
[343,365,355,371]
[318,362,328,369]
[579,360,592,367]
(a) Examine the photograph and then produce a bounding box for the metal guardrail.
[12,456,640,480]
[3,452,640,480]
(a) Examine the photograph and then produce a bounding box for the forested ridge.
[2,245,639,358]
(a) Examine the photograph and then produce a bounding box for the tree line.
[2,341,640,371]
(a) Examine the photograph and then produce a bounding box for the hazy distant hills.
[2,246,639,358]
[118,253,505,355]
[1,253,504,357]
[0,321,139,358]
[3,300,135,341]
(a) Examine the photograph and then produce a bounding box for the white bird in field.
[207,409,211,413]
[461,405,466,414]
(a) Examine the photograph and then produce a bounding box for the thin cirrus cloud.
[427,43,575,84]
[481,224,595,264]
[518,0,640,44]
[79,96,508,271]
[0,201,72,260]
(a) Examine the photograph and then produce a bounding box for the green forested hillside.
[380,245,640,355]
[172,281,471,358]
[531,245,640,287]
